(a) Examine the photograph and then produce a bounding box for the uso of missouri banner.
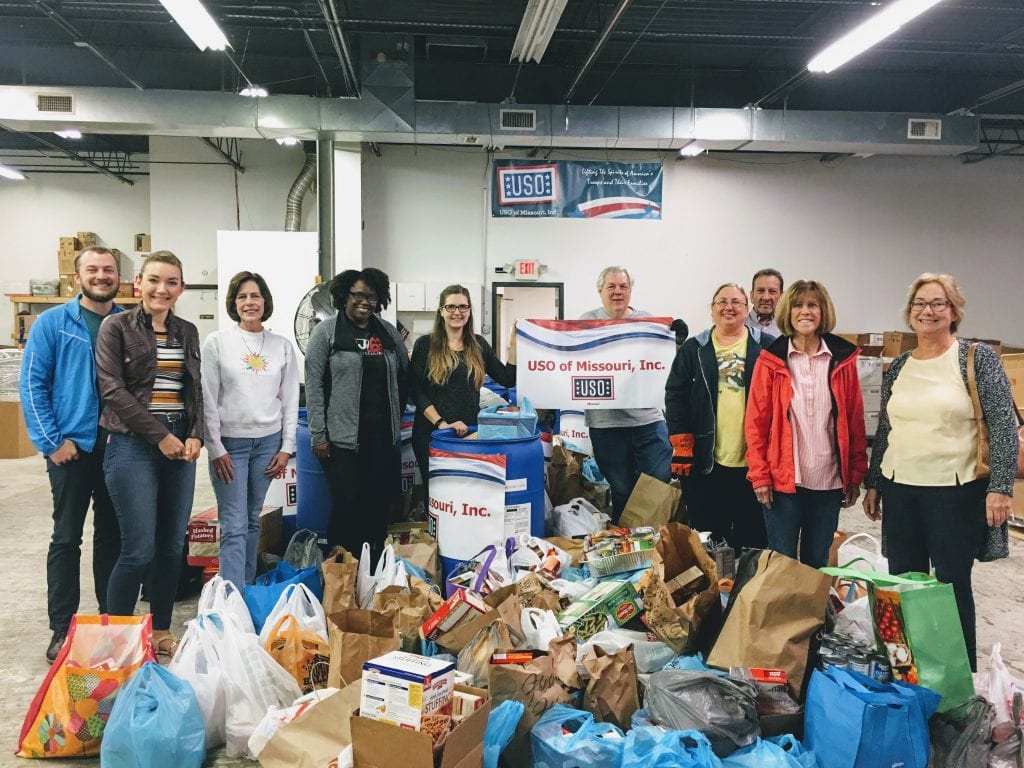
[517,318,675,409]
[491,160,662,219]
[428,450,507,562]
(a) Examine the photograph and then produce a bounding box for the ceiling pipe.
[31,0,144,90]
[316,139,335,280]
[562,0,632,104]
[285,148,317,232]
[317,0,360,97]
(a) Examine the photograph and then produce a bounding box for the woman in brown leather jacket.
[95,251,203,658]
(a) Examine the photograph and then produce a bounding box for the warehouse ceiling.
[2,0,1024,163]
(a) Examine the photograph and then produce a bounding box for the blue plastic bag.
[663,653,729,675]
[581,457,606,484]
[623,725,721,768]
[722,738,804,768]
[531,704,625,768]
[765,735,818,768]
[100,661,205,768]
[484,700,525,768]
[805,666,939,768]
[244,561,323,632]
[397,555,432,585]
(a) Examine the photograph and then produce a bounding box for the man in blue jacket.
[20,247,123,662]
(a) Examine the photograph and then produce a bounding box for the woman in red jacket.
[744,280,868,568]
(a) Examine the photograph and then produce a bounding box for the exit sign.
[514,259,540,281]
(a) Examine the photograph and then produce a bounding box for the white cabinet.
[395,282,426,311]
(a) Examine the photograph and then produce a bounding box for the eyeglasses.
[443,304,471,313]
[910,299,950,312]
[349,291,379,306]
[713,299,748,309]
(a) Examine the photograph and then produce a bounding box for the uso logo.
[572,376,614,400]
[497,164,558,205]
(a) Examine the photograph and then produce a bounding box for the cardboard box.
[59,274,76,298]
[0,402,37,459]
[76,231,97,247]
[134,233,152,252]
[556,579,640,640]
[864,411,879,438]
[186,507,219,567]
[839,332,884,348]
[856,356,883,388]
[58,250,77,274]
[59,236,79,252]
[351,684,489,768]
[117,283,134,298]
[1012,479,1024,522]
[258,506,283,555]
[15,314,37,342]
[882,332,916,358]
[861,385,882,413]
[360,651,455,730]
[421,589,488,641]
[1003,353,1024,404]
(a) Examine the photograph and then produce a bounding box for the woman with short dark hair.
[304,268,409,558]
[201,271,298,591]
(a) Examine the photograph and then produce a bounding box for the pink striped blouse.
[788,339,842,491]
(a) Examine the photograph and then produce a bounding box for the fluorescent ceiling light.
[511,0,569,64]
[55,129,82,139]
[679,143,705,157]
[807,0,944,73]
[0,163,26,180]
[158,0,230,51]
[239,86,268,98]
[275,136,300,146]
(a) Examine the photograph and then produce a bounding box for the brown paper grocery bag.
[707,550,830,701]
[582,644,640,732]
[322,550,359,616]
[514,572,563,612]
[489,636,581,768]
[258,682,361,768]
[326,608,400,688]
[619,474,682,529]
[642,523,720,654]
[547,444,583,506]
[372,577,441,651]
[386,524,441,585]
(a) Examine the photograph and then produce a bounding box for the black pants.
[46,441,121,631]
[320,424,401,562]
[683,462,767,550]
[880,476,986,671]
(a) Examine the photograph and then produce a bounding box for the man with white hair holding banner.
[578,266,673,521]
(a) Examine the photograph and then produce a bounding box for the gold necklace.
[240,328,269,373]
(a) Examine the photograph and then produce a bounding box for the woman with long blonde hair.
[410,285,515,498]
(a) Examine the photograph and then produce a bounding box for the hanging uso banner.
[492,160,662,219]
[517,318,675,409]
[428,450,508,563]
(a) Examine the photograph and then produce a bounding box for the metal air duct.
[285,148,316,231]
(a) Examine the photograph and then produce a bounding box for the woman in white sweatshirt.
[202,271,299,590]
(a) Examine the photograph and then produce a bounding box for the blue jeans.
[210,431,281,590]
[103,421,197,631]
[589,420,673,522]
[763,487,843,568]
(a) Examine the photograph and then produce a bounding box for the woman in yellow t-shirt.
[665,283,772,549]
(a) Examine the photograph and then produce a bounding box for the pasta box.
[556,579,641,641]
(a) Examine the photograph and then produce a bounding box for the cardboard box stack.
[857,353,883,438]
[186,505,283,569]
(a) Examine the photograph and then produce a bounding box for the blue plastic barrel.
[296,407,331,538]
[429,426,545,590]
[482,376,510,403]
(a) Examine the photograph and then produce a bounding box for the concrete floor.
[2,450,1022,766]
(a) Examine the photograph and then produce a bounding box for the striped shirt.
[149,332,185,412]
[788,339,842,491]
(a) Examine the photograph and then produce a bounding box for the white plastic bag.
[246,687,341,759]
[218,613,303,758]
[552,498,609,538]
[578,628,676,675]
[833,596,875,646]
[257,583,329,647]
[837,532,888,573]
[197,574,256,634]
[521,608,562,651]
[168,614,227,749]
[548,577,599,603]
[509,535,572,575]
[356,543,407,609]
[984,642,1024,726]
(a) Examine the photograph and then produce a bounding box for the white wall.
[149,136,318,285]
[0,170,150,343]
[361,145,1024,345]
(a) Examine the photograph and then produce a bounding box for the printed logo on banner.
[497,163,558,205]
[572,376,614,401]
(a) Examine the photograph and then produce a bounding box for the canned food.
[869,655,892,683]
[821,651,848,670]
[848,653,871,676]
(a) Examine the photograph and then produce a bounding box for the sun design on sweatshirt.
[241,351,270,373]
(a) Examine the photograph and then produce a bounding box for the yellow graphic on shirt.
[713,334,748,467]
[241,352,270,374]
